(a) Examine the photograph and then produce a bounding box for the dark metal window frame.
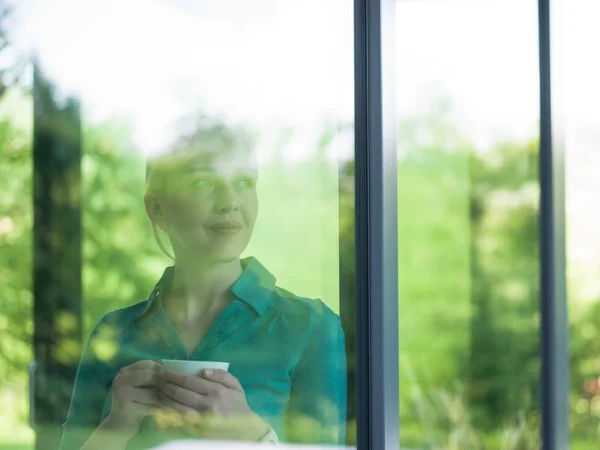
[538,0,569,448]
[353,0,400,449]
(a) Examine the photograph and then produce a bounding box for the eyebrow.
[185,166,258,176]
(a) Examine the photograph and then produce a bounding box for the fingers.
[113,384,159,406]
[121,360,162,373]
[116,367,161,388]
[115,360,162,388]
[158,381,212,410]
[128,387,159,406]
[156,369,245,416]
[201,369,242,391]
[157,390,198,415]
[160,369,222,395]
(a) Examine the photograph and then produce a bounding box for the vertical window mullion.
[354,0,399,449]
[538,0,569,448]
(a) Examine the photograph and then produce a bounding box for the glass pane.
[0,4,34,446]
[1,0,355,448]
[564,2,600,449]
[396,1,542,448]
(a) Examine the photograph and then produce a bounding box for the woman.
[59,115,347,450]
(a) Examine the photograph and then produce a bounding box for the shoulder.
[267,288,346,375]
[268,286,343,337]
[87,299,151,338]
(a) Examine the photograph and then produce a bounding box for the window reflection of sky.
[10,0,353,160]
[6,0,600,296]
[395,0,600,304]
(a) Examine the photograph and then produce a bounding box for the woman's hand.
[106,360,162,432]
[156,369,269,441]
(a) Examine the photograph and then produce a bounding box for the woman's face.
[147,148,259,264]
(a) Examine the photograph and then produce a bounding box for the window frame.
[538,0,570,448]
[353,0,400,449]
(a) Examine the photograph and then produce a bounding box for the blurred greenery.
[390,104,543,450]
[1,29,600,450]
[3,82,600,449]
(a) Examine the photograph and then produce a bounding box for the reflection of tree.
[0,4,34,437]
[0,101,32,388]
[395,101,543,448]
[1,45,599,448]
[327,103,545,448]
[467,141,541,430]
[31,63,83,450]
[570,288,600,444]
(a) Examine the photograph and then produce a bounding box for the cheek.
[164,195,212,226]
[244,197,259,226]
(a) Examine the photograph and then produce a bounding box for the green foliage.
[395,103,542,448]
[81,117,167,335]
[0,104,33,443]
[466,139,541,429]
[568,299,600,446]
[2,85,600,450]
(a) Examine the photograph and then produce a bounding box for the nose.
[214,184,240,214]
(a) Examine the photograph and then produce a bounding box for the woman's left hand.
[155,368,269,441]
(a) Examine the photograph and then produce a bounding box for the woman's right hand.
[106,360,162,432]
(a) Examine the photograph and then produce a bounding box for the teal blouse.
[59,258,347,449]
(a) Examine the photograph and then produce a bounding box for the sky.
[8,0,597,149]
[5,0,600,299]
[9,0,353,160]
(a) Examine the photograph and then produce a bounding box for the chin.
[212,253,243,264]
[204,246,246,264]
[185,238,249,264]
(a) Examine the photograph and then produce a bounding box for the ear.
[144,193,167,231]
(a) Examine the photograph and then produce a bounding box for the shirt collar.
[134,257,276,321]
[231,257,276,316]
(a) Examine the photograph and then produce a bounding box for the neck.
[165,256,243,321]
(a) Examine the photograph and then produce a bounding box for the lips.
[207,221,243,235]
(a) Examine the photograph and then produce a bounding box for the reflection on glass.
[0,3,34,448]
[61,114,347,449]
[396,0,541,448]
[0,0,354,448]
[564,2,600,449]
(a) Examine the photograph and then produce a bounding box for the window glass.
[0,0,355,448]
[396,1,542,448]
[0,8,33,444]
[563,2,600,449]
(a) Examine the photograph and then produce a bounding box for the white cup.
[161,360,230,375]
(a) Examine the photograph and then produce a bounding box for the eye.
[192,177,214,189]
[236,177,255,189]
